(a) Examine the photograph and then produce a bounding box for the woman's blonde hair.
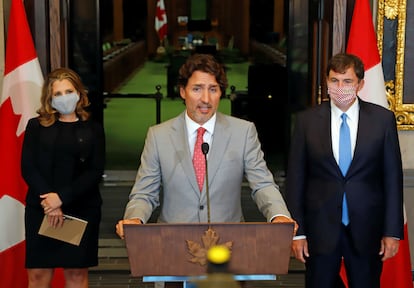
[37,67,90,127]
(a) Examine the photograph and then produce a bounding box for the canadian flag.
[155,0,168,41]
[0,0,64,286]
[340,0,413,287]
[345,0,388,108]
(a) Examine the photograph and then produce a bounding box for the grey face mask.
[51,93,79,115]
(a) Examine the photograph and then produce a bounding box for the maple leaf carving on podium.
[186,228,233,266]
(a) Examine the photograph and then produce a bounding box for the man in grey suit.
[116,53,296,238]
[285,53,403,288]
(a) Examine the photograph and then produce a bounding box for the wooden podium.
[124,222,294,284]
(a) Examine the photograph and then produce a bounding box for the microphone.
[201,142,209,155]
[201,142,210,224]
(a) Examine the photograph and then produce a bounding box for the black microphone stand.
[201,143,210,225]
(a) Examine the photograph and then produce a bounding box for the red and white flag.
[155,0,168,41]
[380,207,413,287]
[0,0,64,287]
[341,0,412,287]
[340,214,412,288]
[346,0,388,108]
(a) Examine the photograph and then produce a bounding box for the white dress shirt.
[185,112,216,157]
[331,99,359,165]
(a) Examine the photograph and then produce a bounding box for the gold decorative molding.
[377,0,385,59]
[384,0,399,19]
[385,80,395,110]
[378,0,414,130]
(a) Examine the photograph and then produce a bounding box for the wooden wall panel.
[274,0,284,38]
[113,0,124,42]
[49,0,63,70]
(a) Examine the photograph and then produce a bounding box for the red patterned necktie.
[193,127,206,191]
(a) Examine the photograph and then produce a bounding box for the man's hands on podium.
[116,219,143,239]
[116,216,299,239]
[271,215,298,236]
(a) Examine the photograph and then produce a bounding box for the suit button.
[199,205,204,210]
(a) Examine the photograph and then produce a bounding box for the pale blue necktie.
[339,113,351,225]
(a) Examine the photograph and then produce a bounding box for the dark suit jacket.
[285,99,403,255]
[21,118,105,210]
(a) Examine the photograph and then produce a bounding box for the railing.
[103,85,163,124]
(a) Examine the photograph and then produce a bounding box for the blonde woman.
[22,68,105,288]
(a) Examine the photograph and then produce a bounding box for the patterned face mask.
[327,84,358,107]
[51,93,79,115]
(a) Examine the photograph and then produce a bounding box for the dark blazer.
[285,99,403,255]
[21,118,105,210]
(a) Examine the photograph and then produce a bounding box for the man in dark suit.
[285,53,403,288]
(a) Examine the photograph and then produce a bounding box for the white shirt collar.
[331,98,359,121]
[185,112,216,136]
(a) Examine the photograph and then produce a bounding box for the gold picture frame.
[377,0,414,130]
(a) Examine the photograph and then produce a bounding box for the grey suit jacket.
[124,111,290,223]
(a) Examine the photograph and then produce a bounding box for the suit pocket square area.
[38,214,88,246]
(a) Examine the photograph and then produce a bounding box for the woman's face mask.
[51,92,79,115]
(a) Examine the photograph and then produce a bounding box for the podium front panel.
[124,222,293,276]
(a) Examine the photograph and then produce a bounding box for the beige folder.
[38,214,88,246]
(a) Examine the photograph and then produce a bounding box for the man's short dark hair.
[326,53,365,80]
[178,53,228,94]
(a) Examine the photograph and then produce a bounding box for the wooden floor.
[90,169,306,287]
